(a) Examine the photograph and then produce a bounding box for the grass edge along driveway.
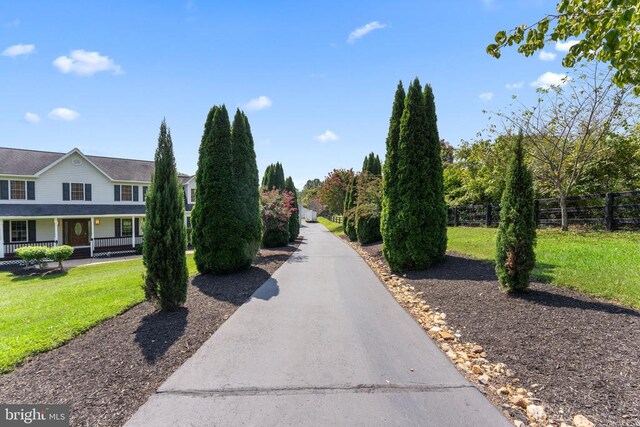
[447,227,640,310]
[316,217,345,236]
[0,255,197,374]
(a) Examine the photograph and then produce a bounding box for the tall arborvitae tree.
[362,153,381,175]
[191,106,218,270]
[343,175,358,241]
[387,78,447,270]
[143,119,188,311]
[261,164,275,190]
[422,84,448,263]
[496,133,537,291]
[285,177,300,241]
[274,162,286,190]
[192,105,247,273]
[232,109,262,262]
[381,81,406,269]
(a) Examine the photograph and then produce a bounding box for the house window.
[10,180,26,200]
[11,221,28,242]
[121,218,133,237]
[191,188,196,203]
[71,183,85,201]
[143,186,148,201]
[121,185,133,201]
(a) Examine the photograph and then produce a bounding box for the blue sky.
[1,0,574,189]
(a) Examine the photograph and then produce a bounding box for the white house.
[0,147,195,263]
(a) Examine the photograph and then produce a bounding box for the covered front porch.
[1,214,145,262]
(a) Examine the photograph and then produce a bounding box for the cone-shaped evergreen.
[232,109,262,263]
[191,106,217,271]
[362,153,382,175]
[422,83,448,263]
[274,162,286,190]
[496,133,536,291]
[285,176,300,241]
[385,78,446,270]
[143,119,188,311]
[192,105,247,273]
[261,163,285,191]
[381,81,406,269]
[343,175,358,241]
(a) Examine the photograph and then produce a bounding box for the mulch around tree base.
[358,241,640,427]
[0,242,300,427]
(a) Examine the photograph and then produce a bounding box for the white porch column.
[0,219,5,259]
[54,218,59,245]
[90,217,95,257]
[132,215,136,247]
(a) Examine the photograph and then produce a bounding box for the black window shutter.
[3,221,9,241]
[114,185,120,201]
[28,220,36,242]
[186,216,191,228]
[85,184,92,201]
[62,183,70,201]
[133,186,139,202]
[0,180,8,200]
[27,181,35,200]
[115,218,121,237]
[135,218,140,236]
[143,186,148,201]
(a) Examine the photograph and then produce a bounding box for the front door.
[64,219,89,246]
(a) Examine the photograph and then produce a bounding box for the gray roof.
[86,155,154,182]
[0,147,64,175]
[0,204,147,217]
[0,147,157,182]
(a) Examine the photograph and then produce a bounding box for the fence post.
[604,193,614,231]
[453,207,459,227]
[534,200,540,227]
[485,204,492,227]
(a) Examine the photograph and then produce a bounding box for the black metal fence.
[448,190,640,231]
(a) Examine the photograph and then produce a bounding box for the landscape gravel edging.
[343,238,601,427]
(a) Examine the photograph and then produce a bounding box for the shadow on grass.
[134,307,188,363]
[9,269,69,282]
[509,289,640,318]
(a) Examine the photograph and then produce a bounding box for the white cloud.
[539,50,557,61]
[2,43,35,57]
[505,81,524,90]
[530,71,569,89]
[315,130,339,143]
[310,72,326,78]
[555,40,579,52]
[23,112,40,123]
[244,96,272,111]
[4,19,21,28]
[347,21,387,43]
[48,108,79,121]
[53,50,123,76]
[479,92,494,101]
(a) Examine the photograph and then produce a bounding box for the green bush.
[46,246,74,270]
[15,246,48,269]
[262,226,290,248]
[355,206,382,244]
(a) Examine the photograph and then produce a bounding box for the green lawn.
[0,255,197,374]
[317,217,345,236]
[447,227,640,309]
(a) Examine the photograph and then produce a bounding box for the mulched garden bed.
[0,243,299,427]
[358,241,640,427]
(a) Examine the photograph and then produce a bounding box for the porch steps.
[69,247,91,260]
